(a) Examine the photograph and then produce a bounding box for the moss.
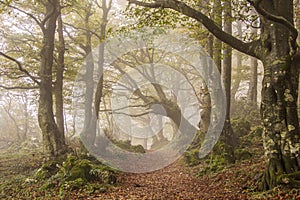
[112,140,145,153]
[184,149,201,166]
[198,154,226,176]
[213,141,235,164]
[35,153,117,194]
[59,178,86,197]
[277,171,300,187]
[84,183,108,194]
[35,160,60,180]
[234,149,252,161]
[231,118,251,137]
[183,131,205,166]
[39,181,56,190]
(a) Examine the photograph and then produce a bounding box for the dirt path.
[89,160,251,200]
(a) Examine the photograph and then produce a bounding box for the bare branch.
[0,85,39,90]
[64,22,101,39]
[110,111,150,117]
[0,52,40,85]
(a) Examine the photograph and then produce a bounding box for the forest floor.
[0,145,300,200]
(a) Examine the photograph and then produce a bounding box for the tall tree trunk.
[197,0,212,134]
[21,94,28,142]
[94,0,112,141]
[213,0,222,73]
[38,0,66,157]
[260,0,300,190]
[81,9,96,145]
[296,0,300,114]
[221,0,235,162]
[248,17,259,104]
[231,21,243,105]
[248,56,258,103]
[55,7,65,139]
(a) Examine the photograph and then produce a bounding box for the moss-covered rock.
[35,160,60,180]
[35,153,117,194]
[213,141,235,164]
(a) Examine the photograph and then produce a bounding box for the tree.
[247,11,259,104]
[54,5,66,140]
[38,0,67,156]
[221,0,235,156]
[129,0,300,190]
[0,0,68,156]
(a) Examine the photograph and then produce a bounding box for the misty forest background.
[0,0,300,199]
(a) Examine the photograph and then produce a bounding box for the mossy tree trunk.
[259,0,300,190]
[38,0,66,157]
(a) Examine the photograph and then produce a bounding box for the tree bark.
[213,0,222,73]
[38,0,66,157]
[248,56,258,103]
[81,3,96,146]
[259,0,300,190]
[55,7,65,140]
[231,21,243,105]
[248,17,259,104]
[222,0,235,153]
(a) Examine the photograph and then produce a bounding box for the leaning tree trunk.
[259,0,300,190]
[38,0,66,157]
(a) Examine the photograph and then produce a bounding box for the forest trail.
[1,152,298,199]
[90,159,251,200]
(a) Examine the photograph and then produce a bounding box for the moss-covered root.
[277,171,300,188]
[260,158,300,190]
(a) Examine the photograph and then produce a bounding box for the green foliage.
[184,148,202,166]
[123,4,191,29]
[183,130,204,166]
[35,160,60,180]
[213,141,235,164]
[239,126,263,150]
[198,154,227,176]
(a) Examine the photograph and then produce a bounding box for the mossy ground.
[0,144,117,199]
[0,129,299,199]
